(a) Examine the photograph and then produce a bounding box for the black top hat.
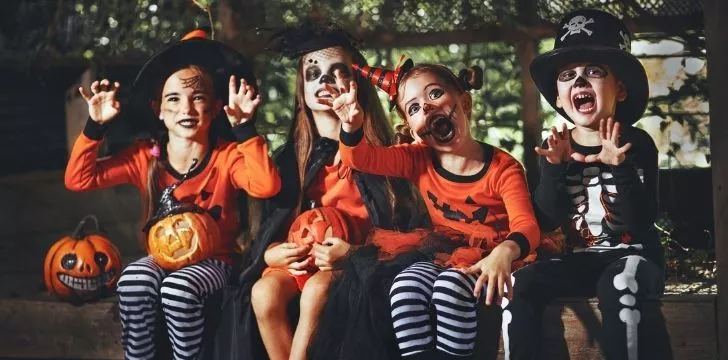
[530,9,648,126]
[262,21,360,59]
[129,37,257,136]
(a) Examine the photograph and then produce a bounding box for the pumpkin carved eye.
[95,252,108,267]
[61,254,77,270]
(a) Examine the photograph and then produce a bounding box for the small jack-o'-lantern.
[144,162,220,271]
[287,207,357,270]
[43,215,121,303]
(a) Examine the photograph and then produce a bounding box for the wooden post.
[705,0,728,358]
[516,39,541,187]
[65,68,95,155]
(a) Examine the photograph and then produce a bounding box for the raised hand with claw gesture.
[224,75,262,126]
[318,69,363,133]
[571,117,632,166]
[79,79,121,124]
[534,122,573,165]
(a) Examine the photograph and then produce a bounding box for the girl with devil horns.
[213,22,423,360]
[322,58,541,359]
[65,33,281,360]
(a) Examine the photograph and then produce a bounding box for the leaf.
[192,0,212,12]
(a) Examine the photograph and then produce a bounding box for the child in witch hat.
[501,9,670,360]
[65,31,281,359]
[325,53,540,358]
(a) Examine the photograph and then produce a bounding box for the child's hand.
[224,75,262,127]
[464,240,519,306]
[79,79,121,124]
[264,242,310,270]
[312,237,351,271]
[318,70,363,133]
[534,123,572,165]
[571,117,632,166]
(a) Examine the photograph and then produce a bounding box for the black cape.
[205,137,423,360]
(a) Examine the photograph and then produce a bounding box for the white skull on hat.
[561,15,595,41]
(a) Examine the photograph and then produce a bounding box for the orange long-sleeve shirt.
[340,128,539,260]
[65,120,281,263]
[304,161,371,240]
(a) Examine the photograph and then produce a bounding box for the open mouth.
[315,88,332,99]
[421,106,457,144]
[177,119,199,129]
[57,269,116,292]
[572,92,596,113]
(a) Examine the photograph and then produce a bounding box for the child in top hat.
[501,9,670,360]
[325,57,540,358]
[65,33,281,359]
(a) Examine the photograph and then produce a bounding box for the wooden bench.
[0,294,716,360]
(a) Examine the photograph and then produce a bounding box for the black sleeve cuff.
[340,126,364,146]
[506,232,530,260]
[83,118,106,140]
[232,121,258,142]
[540,160,567,179]
[610,158,639,180]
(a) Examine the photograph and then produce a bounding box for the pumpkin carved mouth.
[57,269,117,292]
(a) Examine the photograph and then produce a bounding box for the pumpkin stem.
[72,215,100,239]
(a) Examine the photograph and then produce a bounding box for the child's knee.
[597,255,663,304]
[252,275,290,317]
[117,270,159,298]
[300,272,332,311]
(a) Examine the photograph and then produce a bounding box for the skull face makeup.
[555,62,626,129]
[302,46,353,111]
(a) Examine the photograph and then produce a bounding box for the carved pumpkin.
[43,215,121,303]
[147,211,219,271]
[144,160,220,271]
[287,207,357,270]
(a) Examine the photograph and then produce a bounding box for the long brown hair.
[290,47,396,218]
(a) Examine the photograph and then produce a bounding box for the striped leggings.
[390,261,483,357]
[116,256,230,360]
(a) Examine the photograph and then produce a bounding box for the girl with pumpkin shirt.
[326,61,540,359]
[222,23,421,360]
[64,37,281,360]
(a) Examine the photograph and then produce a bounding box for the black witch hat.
[129,33,257,137]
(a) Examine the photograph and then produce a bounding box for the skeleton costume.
[501,9,671,360]
[65,37,281,360]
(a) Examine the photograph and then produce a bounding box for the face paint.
[555,62,624,128]
[301,46,353,111]
[159,67,219,138]
[398,72,471,152]
[418,105,457,144]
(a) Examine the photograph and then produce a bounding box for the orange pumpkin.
[147,211,219,271]
[43,215,121,303]
[287,207,357,270]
